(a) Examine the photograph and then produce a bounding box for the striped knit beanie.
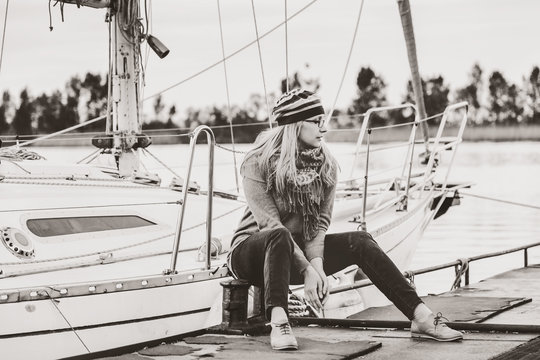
[272,89,325,126]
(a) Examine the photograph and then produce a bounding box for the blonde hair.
[243,122,338,194]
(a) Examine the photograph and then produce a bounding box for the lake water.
[32,141,540,296]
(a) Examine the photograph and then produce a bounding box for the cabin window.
[26,215,156,237]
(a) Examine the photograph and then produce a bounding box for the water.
[33,141,540,296]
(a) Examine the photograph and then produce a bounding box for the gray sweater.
[228,154,337,275]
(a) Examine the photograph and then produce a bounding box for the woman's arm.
[304,167,338,262]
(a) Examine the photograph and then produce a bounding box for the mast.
[59,0,153,176]
[397,0,430,154]
[109,0,142,176]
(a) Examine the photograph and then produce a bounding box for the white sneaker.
[270,322,299,350]
[411,312,463,342]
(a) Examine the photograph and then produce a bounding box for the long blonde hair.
[242,122,338,194]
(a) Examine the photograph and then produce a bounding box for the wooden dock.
[95,265,540,360]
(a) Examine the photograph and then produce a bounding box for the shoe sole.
[271,344,299,351]
[411,332,463,342]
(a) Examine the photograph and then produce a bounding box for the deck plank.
[100,265,540,359]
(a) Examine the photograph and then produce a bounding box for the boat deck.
[96,265,540,360]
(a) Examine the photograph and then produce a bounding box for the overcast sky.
[1,0,539,117]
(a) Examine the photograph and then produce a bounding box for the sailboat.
[0,0,468,358]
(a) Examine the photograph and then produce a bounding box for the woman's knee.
[348,231,379,253]
[266,227,294,252]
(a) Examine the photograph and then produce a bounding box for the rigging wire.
[143,0,318,102]
[460,192,540,211]
[326,0,365,124]
[250,0,272,128]
[216,0,240,193]
[284,0,289,92]
[0,0,9,75]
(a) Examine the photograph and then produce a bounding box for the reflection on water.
[34,141,540,295]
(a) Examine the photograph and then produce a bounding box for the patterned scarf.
[267,147,325,242]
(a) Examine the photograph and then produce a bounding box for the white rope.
[216,0,240,193]
[76,149,102,164]
[250,0,272,128]
[41,289,91,353]
[0,178,157,189]
[284,0,289,92]
[142,147,182,179]
[326,0,365,123]
[10,114,106,148]
[143,0,318,102]
[460,192,540,211]
[0,0,9,77]
[0,200,180,214]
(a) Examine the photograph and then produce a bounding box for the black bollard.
[220,279,250,329]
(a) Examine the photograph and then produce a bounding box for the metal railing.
[350,103,417,230]
[329,240,540,295]
[349,102,469,231]
[166,125,215,274]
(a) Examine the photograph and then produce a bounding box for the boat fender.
[0,227,35,259]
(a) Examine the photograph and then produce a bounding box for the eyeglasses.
[304,117,325,129]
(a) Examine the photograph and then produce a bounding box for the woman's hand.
[310,258,329,305]
[303,265,323,311]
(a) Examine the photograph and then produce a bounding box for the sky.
[1,0,539,118]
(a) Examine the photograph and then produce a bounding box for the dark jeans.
[230,228,422,320]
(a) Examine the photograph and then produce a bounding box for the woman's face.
[298,115,327,148]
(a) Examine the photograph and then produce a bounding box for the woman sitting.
[227,89,462,350]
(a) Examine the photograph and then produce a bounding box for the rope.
[1,131,191,145]
[0,148,45,160]
[0,178,158,189]
[0,0,9,77]
[284,0,289,92]
[216,0,240,193]
[0,200,180,215]
[76,148,102,164]
[39,288,91,354]
[288,293,310,317]
[215,143,247,154]
[143,0,318,102]
[250,0,272,129]
[326,0,365,123]
[10,115,106,148]
[142,147,182,179]
[451,258,469,290]
[370,111,444,131]
[460,191,540,211]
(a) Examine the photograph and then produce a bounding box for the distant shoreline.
[4,125,540,147]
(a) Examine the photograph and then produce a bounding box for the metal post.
[400,122,419,211]
[361,129,371,231]
[167,125,215,273]
[524,248,529,267]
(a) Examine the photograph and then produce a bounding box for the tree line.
[1,63,539,144]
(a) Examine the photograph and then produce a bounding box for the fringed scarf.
[267,147,325,242]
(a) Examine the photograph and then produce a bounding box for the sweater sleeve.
[241,156,311,272]
[304,166,338,262]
